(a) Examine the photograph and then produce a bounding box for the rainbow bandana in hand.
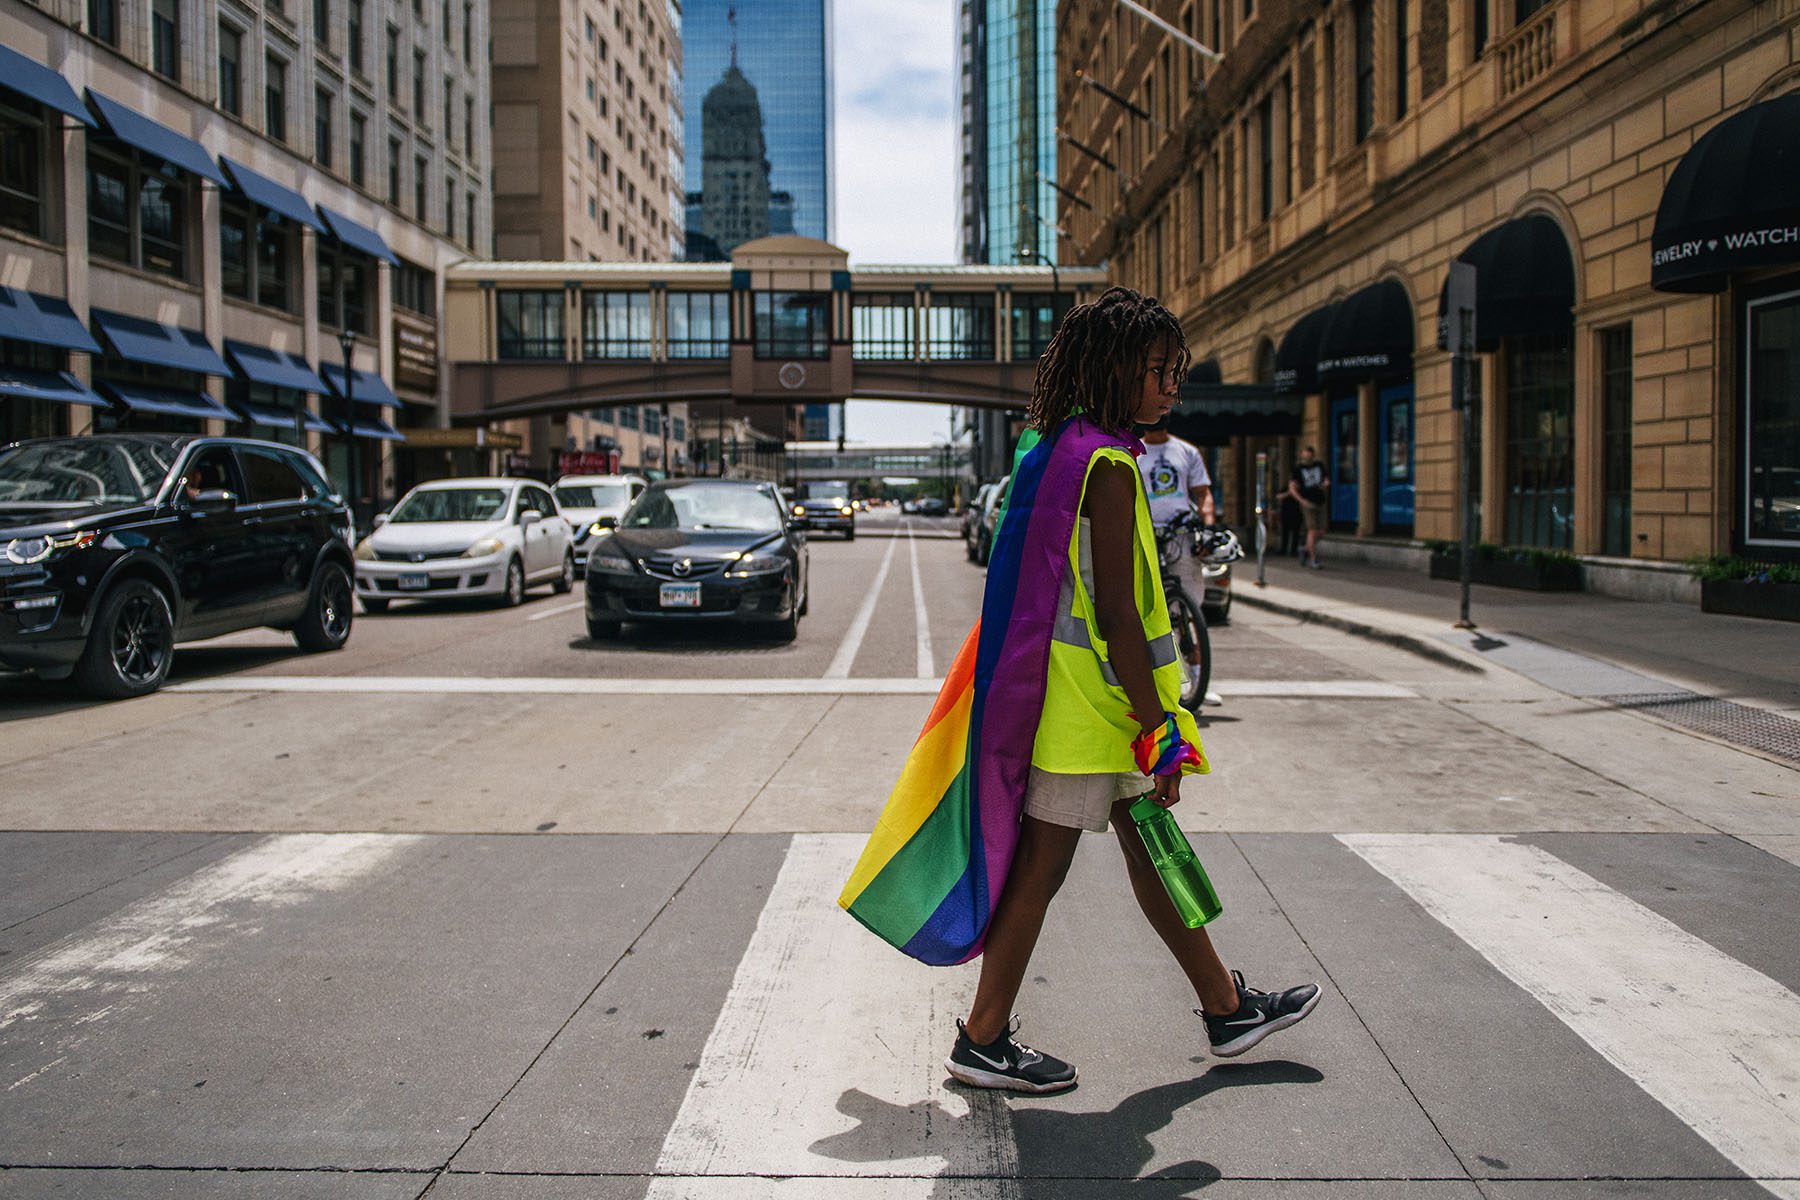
[838,418,1141,965]
[1131,712,1205,777]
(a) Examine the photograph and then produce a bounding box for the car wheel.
[73,578,175,699]
[360,597,390,614]
[293,561,354,652]
[500,557,525,607]
[844,527,855,541]
[553,551,575,594]
[586,614,621,639]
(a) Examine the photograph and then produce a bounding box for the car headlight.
[3,531,97,565]
[354,537,378,561]
[839,506,853,517]
[726,553,787,577]
[589,553,634,573]
[792,504,805,516]
[463,536,505,558]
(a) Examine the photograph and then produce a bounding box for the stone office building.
[1058,0,1800,595]
[0,0,491,518]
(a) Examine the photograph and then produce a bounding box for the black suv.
[0,435,355,698]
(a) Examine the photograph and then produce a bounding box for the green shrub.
[1429,540,1579,569]
[1685,555,1800,585]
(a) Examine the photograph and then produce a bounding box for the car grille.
[640,556,727,581]
[374,548,467,562]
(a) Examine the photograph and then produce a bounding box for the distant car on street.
[965,477,1009,565]
[0,434,354,698]
[915,497,950,518]
[585,479,808,642]
[355,478,574,611]
[554,473,648,567]
[790,485,855,539]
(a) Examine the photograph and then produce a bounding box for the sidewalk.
[1232,550,1800,720]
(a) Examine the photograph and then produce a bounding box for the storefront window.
[1599,325,1633,557]
[1744,285,1800,550]
[582,290,652,359]
[754,291,829,359]
[91,358,211,435]
[496,290,565,358]
[1503,332,1574,550]
[0,98,46,239]
[0,339,65,442]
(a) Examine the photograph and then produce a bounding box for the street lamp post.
[337,329,358,527]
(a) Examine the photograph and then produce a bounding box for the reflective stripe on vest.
[1052,568,1180,688]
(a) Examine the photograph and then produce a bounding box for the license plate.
[659,581,702,608]
[398,572,430,590]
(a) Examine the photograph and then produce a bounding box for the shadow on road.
[809,1058,1322,1197]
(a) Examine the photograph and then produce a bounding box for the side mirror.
[520,510,541,527]
[371,512,390,529]
[187,488,237,516]
[595,514,618,530]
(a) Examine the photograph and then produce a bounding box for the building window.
[88,146,190,279]
[754,292,830,359]
[1258,93,1274,222]
[386,137,401,205]
[497,291,566,359]
[152,0,180,82]
[394,258,436,318]
[1472,0,1489,55]
[1353,0,1375,142]
[1010,293,1071,362]
[582,291,652,358]
[317,244,375,334]
[444,78,454,148]
[349,112,367,187]
[315,0,330,47]
[672,416,685,442]
[1743,283,1800,551]
[265,55,288,143]
[465,189,474,248]
[315,89,333,167]
[1394,0,1410,120]
[387,28,400,102]
[924,294,995,361]
[348,0,366,72]
[1503,332,1575,550]
[220,196,296,312]
[413,155,427,217]
[1515,0,1551,21]
[413,51,426,116]
[465,97,475,158]
[1599,324,1633,558]
[89,0,119,45]
[617,404,638,430]
[218,26,243,116]
[0,98,47,240]
[444,177,453,232]
[463,2,474,63]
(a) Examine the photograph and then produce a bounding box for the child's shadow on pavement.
[811,1058,1324,1198]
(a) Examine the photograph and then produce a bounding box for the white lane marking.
[169,675,946,696]
[525,599,587,622]
[824,534,901,680]
[0,835,421,1047]
[647,833,1018,1198]
[1214,680,1417,699]
[907,520,935,680]
[1340,834,1800,1200]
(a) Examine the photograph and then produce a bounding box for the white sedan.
[354,477,575,611]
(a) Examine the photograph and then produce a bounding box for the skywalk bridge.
[442,237,1108,423]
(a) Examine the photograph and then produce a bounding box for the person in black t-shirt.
[1285,446,1330,569]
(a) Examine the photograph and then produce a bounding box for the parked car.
[0,434,354,698]
[554,473,648,567]
[791,487,855,539]
[585,479,808,641]
[915,496,950,518]
[354,478,574,610]
[961,482,997,544]
[966,476,1010,566]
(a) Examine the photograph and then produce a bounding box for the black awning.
[1316,281,1413,383]
[1436,213,1576,351]
[1273,304,1337,394]
[1171,382,1302,444]
[1652,93,1800,294]
[1187,357,1222,385]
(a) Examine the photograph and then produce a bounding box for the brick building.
[1058,0,1800,595]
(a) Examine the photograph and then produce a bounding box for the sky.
[831,0,962,446]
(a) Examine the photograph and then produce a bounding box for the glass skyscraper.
[959,0,1057,267]
[683,0,833,259]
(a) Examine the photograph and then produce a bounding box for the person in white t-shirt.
[1136,418,1216,529]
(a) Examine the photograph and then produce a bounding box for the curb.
[1234,589,1486,675]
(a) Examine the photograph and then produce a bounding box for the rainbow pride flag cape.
[838,417,1144,965]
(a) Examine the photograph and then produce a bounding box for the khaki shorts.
[1023,767,1152,833]
[1301,501,1328,532]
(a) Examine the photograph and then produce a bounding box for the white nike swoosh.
[1223,1009,1270,1027]
[969,1047,1012,1070]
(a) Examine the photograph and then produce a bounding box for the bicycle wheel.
[1167,583,1211,713]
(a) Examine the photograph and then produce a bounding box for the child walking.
[952,288,1319,1093]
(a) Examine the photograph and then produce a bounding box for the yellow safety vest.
[1030,445,1209,775]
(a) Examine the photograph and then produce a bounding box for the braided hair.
[1026,286,1189,435]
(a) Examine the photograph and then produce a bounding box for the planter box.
[1701,578,1800,622]
[1429,553,1583,591]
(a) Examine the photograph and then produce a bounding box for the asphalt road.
[1,510,1796,1199]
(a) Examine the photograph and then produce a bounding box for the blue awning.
[85,91,227,186]
[318,206,398,265]
[220,158,324,231]
[100,382,234,421]
[0,45,94,126]
[320,362,401,408]
[224,340,328,392]
[236,400,334,433]
[337,416,406,441]
[90,308,230,375]
[0,287,102,354]
[0,366,105,407]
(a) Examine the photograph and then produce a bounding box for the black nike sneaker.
[1202,970,1321,1057]
[946,1016,1078,1093]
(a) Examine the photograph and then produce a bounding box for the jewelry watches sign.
[392,318,440,392]
[1652,220,1800,292]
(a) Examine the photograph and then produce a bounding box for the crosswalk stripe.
[1340,833,1800,1199]
[646,834,1020,1198]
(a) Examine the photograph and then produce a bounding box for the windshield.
[555,483,629,509]
[808,493,849,507]
[0,439,177,510]
[390,487,510,523]
[624,485,782,532]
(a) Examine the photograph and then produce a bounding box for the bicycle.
[1155,514,1243,713]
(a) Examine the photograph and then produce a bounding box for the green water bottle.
[1129,795,1223,928]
